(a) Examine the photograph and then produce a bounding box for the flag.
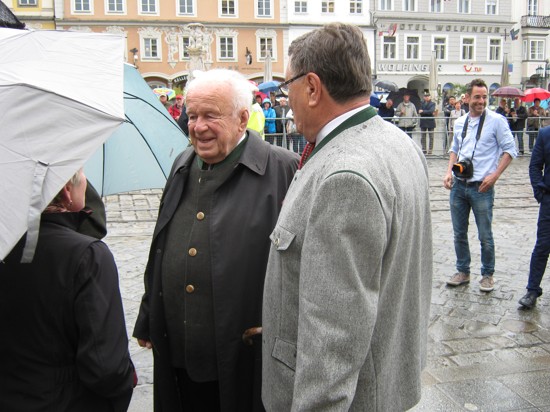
[510,28,519,41]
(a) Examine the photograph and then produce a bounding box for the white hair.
[185,69,251,115]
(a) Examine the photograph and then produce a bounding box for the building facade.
[6,0,550,97]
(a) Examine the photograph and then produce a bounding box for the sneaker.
[518,291,538,309]
[479,276,495,292]
[447,272,470,286]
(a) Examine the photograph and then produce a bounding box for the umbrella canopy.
[153,87,176,100]
[429,50,438,97]
[0,28,125,261]
[373,79,399,92]
[492,86,525,98]
[84,64,188,196]
[521,87,550,103]
[387,88,422,111]
[258,80,280,94]
[500,53,510,87]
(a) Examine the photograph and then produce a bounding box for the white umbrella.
[0,28,125,261]
[429,50,438,98]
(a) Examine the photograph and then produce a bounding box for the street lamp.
[130,47,138,68]
[536,59,550,89]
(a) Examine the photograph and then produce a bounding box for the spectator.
[419,91,436,154]
[395,92,418,138]
[528,98,547,151]
[378,98,395,121]
[168,94,184,121]
[274,96,289,136]
[448,101,466,151]
[262,98,277,144]
[509,97,528,155]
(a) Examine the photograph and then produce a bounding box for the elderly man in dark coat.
[419,91,436,154]
[133,69,299,412]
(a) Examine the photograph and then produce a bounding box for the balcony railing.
[521,15,550,28]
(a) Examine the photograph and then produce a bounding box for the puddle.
[501,319,538,333]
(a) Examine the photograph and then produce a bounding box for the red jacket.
[168,104,182,120]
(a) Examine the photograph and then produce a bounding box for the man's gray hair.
[287,23,372,103]
[185,69,252,115]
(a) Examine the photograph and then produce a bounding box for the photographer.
[443,78,517,292]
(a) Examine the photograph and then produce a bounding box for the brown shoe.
[479,276,495,292]
[447,272,470,286]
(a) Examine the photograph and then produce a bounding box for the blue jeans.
[528,194,550,295]
[450,179,495,276]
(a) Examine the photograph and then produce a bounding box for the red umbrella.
[521,87,550,103]
[492,86,525,98]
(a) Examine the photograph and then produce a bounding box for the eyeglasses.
[278,73,307,95]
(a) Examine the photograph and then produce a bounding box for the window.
[461,37,474,60]
[528,0,538,15]
[430,0,442,12]
[295,1,306,13]
[74,0,91,12]
[181,36,190,59]
[530,40,545,60]
[458,0,470,13]
[18,0,37,5]
[403,0,416,11]
[523,40,528,60]
[379,0,392,11]
[382,36,397,59]
[221,0,235,15]
[259,38,273,59]
[434,37,447,60]
[485,0,497,15]
[144,38,159,58]
[488,38,501,61]
[406,36,419,60]
[178,0,193,14]
[322,1,334,13]
[140,0,156,13]
[350,0,362,14]
[257,0,271,17]
[107,0,123,12]
[218,37,235,60]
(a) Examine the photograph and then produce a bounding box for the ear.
[61,183,72,205]
[304,73,322,107]
[238,108,250,132]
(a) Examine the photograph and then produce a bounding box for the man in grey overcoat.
[262,23,433,412]
[133,69,299,412]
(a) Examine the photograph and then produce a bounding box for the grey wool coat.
[262,106,433,412]
[133,131,299,412]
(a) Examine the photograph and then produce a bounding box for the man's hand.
[443,173,453,190]
[137,339,152,349]
[479,172,499,192]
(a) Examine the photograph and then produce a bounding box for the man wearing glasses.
[262,23,433,411]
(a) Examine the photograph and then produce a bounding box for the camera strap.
[458,110,486,162]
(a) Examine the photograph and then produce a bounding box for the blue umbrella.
[258,80,280,94]
[85,64,188,196]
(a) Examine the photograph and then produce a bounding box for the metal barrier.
[264,115,550,156]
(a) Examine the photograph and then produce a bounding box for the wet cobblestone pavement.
[104,156,550,411]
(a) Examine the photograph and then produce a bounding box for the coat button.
[197,212,205,220]
[186,285,195,293]
[275,238,280,247]
[188,248,197,256]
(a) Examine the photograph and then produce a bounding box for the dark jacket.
[133,131,299,412]
[378,103,395,121]
[419,99,436,129]
[530,126,550,203]
[0,212,134,412]
[512,105,528,131]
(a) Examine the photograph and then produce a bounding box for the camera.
[452,158,473,178]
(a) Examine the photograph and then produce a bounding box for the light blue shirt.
[450,108,517,182]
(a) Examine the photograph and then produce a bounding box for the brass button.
[186,285,195,293]
[197,212,205,220]
[188,248,197,256]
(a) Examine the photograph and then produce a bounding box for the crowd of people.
[2,21,550,412]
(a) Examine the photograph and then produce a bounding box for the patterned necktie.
[298,142,316,170]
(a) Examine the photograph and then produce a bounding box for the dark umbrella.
[0,0,25,29]
[492,86,525,98]
[373,79,400,92]
[387,88,422,111]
